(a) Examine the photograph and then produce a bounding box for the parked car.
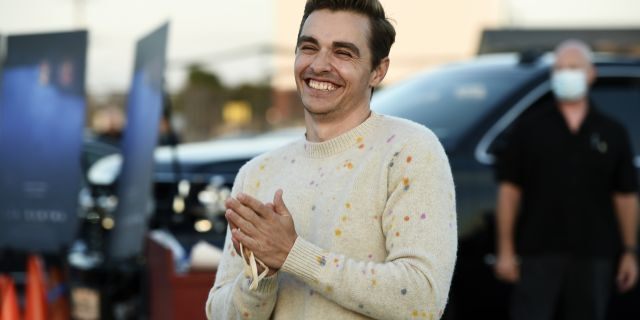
[89,52,640,320]
[87,128,303,249]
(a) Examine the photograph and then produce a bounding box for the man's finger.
[618,272,630,292]
[237,193,272,217]
[621,266,637,292]
[232,228,260,252]
[227,217,238,231]
[225,209,259,237]
[226,197,262,224]
[231,234,241,256]
[630,269,639,287]
[617,263,633,291]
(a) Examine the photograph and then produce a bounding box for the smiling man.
[206,1,457,319]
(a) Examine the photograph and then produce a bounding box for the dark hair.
[298,0,396,69]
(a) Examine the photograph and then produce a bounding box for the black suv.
[89,53,640,319]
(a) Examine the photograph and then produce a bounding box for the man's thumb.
[273,189,288,215]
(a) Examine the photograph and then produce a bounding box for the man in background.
[494,39,639,320]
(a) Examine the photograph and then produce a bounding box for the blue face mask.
[551,69,588,101]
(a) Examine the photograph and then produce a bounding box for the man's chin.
[302,96,336,112]
[304,106,333,117]
[303,103,339,118]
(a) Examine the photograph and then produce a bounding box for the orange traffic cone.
[0,274,9,292]
[47,267,69,320]
[0,275,5,317]
[24,255,47,320]
[0,275,22,320]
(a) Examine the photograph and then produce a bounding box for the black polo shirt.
[496,99,638,258]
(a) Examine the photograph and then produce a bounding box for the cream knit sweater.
[206,113,457,320]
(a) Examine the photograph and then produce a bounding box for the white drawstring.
[239,241,269,290]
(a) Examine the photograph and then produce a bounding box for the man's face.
[553,46,595,85]
[294,9,386,119]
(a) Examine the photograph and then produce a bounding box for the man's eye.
[300,45,317,52]
[336,50,352,57]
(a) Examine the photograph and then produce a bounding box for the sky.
[0,0,273,97]
[1,0,639,97]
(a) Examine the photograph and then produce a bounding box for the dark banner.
[0,31,88,253]
[0,35,5,79]
[109,23,168,260]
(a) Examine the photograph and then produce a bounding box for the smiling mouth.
[307,79,338,91]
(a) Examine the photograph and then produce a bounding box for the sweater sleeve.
[205,166,279,320]
[280,130,458,320]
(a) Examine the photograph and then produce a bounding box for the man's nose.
[309,50,332,73]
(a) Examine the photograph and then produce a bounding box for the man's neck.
[304,107,372,142]
[558,98,589,134]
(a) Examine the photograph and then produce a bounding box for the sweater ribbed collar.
[302,112,383,158]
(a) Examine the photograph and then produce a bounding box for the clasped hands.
[225,189,298,284]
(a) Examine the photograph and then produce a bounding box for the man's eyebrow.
[333,41,360,57]
[297,36,360,57]
[297,35,318,47]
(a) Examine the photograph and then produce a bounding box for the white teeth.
[308,79,337,91]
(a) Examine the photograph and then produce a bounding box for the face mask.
[551,69,588,101]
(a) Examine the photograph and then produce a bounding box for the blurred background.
[0,0,638,319]
[0,0,637,142]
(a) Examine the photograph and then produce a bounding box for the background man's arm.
[611,126,639,293]
[613,193,639,292]
[495,182,521,283]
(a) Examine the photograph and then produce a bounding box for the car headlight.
[198,175,231,218]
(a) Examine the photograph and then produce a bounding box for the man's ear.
[587,64,597,86]
[369,57,390,88]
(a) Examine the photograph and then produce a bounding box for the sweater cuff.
[281,237,324,284]
[238,272,279,295]
[256,272,279,293]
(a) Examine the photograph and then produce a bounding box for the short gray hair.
[554,39,594,62]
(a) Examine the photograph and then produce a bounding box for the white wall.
[505,0,640,27]
[273,0,503,90]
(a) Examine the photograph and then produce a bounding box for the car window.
[372,65,536,149]
[590,76,640,158]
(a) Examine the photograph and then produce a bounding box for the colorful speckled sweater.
[206,113,457,320]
